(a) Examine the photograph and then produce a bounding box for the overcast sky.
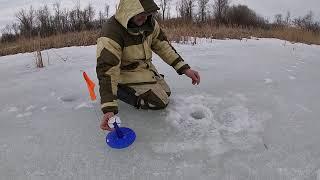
[232,0,320,21]
[0,0,319,31]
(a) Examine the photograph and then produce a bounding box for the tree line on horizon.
[1,0,319,43]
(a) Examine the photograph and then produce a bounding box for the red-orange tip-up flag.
[83,71,96,101]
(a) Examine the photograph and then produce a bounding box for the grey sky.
[0,0,319,31]
[232,0,320,21]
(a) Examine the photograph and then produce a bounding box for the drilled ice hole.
[191,110,206,120]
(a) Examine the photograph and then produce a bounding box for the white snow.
[7,107,18,112]
[74,102,93,110]
[41,106,47,111]
[264,78,273,84]
[25,105,35,111]
[289,76,296,80]
[16,112,33,118]
[1,38,320,179]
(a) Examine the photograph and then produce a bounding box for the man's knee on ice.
[138,89,169,110]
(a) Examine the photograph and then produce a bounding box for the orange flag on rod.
[83,71,96,101]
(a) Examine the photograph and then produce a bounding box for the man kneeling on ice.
[96,0,200,130]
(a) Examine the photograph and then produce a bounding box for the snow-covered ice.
[7,106,18,112]
[264,78,273,84]
[289,76,297,80]
[1,38,320,179]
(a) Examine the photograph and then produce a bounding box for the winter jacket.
[96,0,190,114]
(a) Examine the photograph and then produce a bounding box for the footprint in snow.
[190,110,206,120]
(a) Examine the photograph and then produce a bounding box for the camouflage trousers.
[117,75,171,110]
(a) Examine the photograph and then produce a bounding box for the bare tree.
[97,4,110,28]
[69,1,82,31]
[176,0,185,18]
[186,0,195,20]
[1,25,12,35]
[53,2,62,33]
[213,0,229,25]
[285,11,291,25]
[82,3,95,29]
[198,0,209,22]
[12,23,19,35]
[98,11,104,27]
[274,14,283,25]
[293,11,320,32]
[28,6,36,34]
[177,0,194,21]
[60,8,69,33]
[16,6,36,38]
[105,4,110,18]
[226,5,266,27]
[167,4,171,19]
[1,25,17,43]
[87,3,95,22]
[37,5,52,36]
[159,0,172,20]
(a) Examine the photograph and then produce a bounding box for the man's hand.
[100,112,115,131]
[184,68,200,85]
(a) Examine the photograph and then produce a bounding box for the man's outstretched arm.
[151,21,200,84]
[96,37,122,114]
[96,25,123,130]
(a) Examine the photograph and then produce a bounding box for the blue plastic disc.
[106,127,136,149]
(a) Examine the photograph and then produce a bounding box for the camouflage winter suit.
[96,0,190,114]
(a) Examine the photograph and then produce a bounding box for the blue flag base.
[106,122,136,149]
